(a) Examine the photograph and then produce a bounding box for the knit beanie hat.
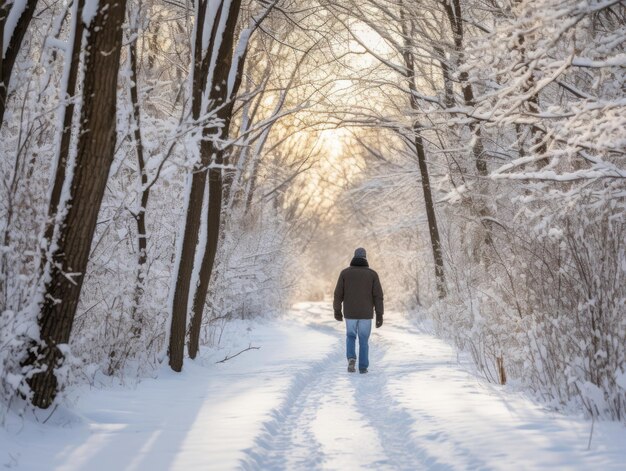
[354,247,367,259]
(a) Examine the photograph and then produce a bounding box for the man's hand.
[376,315,383,328]
[334,311,343,322]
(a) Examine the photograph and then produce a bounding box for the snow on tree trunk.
[0,0,38,130]
[25,0,127,409]
[42,0,85,272]
[399,2,446,299]
[187,0,244,360]
[167,0,225,372]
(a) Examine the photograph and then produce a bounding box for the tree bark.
[128,18,148,337]
[496,355,507,385]
[188,152,222,358]
[188,1,280,359]
[0,4,9,103]
[515,22,548,168]
[42,0,85,268]
[399,3,446,299]
[444,0,493,251]
[26,0,127,409]
[168,0,224,371]
[433,45,455,109]
[0,0,38,129]
[413,127,446,299]
[446,0,488,178]
[188,0,244,360]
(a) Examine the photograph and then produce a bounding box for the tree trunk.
[188,154,222,358]
[446,0,487,178]
[243,156,261,213]
[515,25,548,168]
[433,45,455,109]
[0,0,38,129]
[187,0,244,360]
[26,0,127,409]
[128,13,148,337]
[42,0,85,268]
[168,0,224,371]
[399,4,446,299]
[496,355,507,385]
[413,127,447,299]
[188,1,279,359]
[0,4,9,108]
[444,0,493,252]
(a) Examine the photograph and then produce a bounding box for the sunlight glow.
[294,127,364,213]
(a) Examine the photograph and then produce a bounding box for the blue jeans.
[346,319,372,370]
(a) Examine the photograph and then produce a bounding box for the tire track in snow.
[239,329,393,470]
[241,305,478,470]
[351,336,454,471]
[239,346,342,470]
[367,326,492,470]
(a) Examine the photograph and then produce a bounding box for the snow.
[228,27,252,98]
[45,37,68,52]
[572,54,626,68]
[81,0,100,27]
[205,0,232,92]
[201,0,222,54]
[1,302,625,470]
[46,0,82,222]
[3,1,27,58]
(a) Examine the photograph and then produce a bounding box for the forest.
[0,0,624,461]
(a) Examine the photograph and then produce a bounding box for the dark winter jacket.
[333,258,384,320]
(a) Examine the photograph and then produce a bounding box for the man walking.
[333,247,384,374]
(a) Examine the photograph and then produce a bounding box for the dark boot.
[348,358,356,373]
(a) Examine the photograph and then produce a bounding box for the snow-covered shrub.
[0,3,69,407]
[434,191,626,420]
[206,205,300,326]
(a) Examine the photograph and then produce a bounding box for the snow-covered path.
[2,302,625,470]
